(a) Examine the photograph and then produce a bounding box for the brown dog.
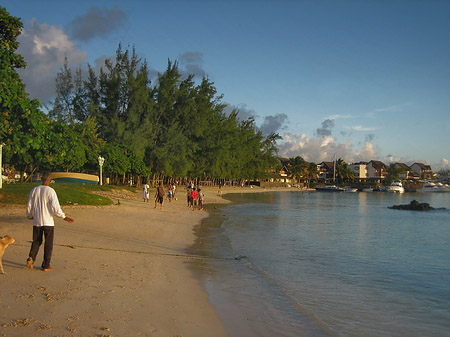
[0,235,15,274]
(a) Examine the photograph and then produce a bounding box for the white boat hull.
[386,186,405,193]
[385,181,405,193]
[418,182,450,192]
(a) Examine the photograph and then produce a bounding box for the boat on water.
[345,187,358,193]
[385,180,405,193]
[418,181,450,192]
[48,172,99,184]
[362,188,374,192]
[315,185,346,192]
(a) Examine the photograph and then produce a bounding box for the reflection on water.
[189,191,450,337]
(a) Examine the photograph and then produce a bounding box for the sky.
[3,0,450,170]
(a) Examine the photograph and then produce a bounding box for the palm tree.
[289,156,308,183]
[305,162,318,187]
[335,158,355,183]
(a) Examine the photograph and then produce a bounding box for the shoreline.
[0,185,301,336]
[188,188,328,337]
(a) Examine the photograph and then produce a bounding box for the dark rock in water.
[389,200,435,211]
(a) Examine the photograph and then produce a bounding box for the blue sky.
[4,0,450,170]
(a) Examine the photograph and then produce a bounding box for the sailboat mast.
[333,153,336,182]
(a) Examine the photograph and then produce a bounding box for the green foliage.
[74,115,105,172]
[335,158,355,183]
[102,143,131,176]
[39,121,87,171]
[129,152,149,177]
[386,164,405,185]
[284,157,318,187]
[289,156,308,181]
[49,57,88,123]
[0,7,50,173]
[1,10,280,183]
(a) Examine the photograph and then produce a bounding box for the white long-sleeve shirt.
[26,185,66,226]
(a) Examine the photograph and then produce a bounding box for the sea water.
[189,191,450,337]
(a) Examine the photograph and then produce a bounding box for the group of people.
[143,182,177,209]
[187,184,204,210]
[143,182,204,211]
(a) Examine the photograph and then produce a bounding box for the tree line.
[1,7,280,185]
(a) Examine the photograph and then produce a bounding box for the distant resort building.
[349,162,368,180]
[318,161,335,181]
[268,158,435,185]
[410,162,433,180]
[366,160,388,182]
[269,158,292,184]
[394,163,420,180]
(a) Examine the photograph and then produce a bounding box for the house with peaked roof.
[318,161,335,181]
[410,162,433,180]
[394,163,419,180]
[367,160,387,181]
[269,158,292,184]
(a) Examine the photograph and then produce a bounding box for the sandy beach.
[0,185,297,336]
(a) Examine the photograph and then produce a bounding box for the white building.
[349,162,367,179]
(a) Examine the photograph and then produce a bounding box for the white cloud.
[325,114,351,120]
[374,104,406,113]
[438,158,450,170]
[352,141,379,161]
[366,103,409,118]
[348,125,376,132]
[17,19,88,104]
[277,132,381,163]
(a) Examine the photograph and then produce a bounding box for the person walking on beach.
[26,172,74,271]
[154,182,165,209]
[198,188,204,211]
[191,187,199,210]
[172,183,177,199]
[143,183,150,202]
[187,184,193,207]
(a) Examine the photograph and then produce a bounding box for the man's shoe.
[42,267,53,272]
[26,258,34,269]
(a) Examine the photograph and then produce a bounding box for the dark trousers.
[29,226,54,269]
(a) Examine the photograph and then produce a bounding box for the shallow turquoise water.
[191,191,450,337]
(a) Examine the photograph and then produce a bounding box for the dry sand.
[0,185,298,337]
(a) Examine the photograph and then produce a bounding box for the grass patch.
[0,183,135,206]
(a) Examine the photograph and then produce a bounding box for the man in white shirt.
[143,183,150,202]
[26,172,74,271]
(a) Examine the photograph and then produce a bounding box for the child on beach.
[168,184,173,202]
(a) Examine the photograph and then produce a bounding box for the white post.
[98,156,105,186]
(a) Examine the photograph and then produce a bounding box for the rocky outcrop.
[389,200,437,211]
